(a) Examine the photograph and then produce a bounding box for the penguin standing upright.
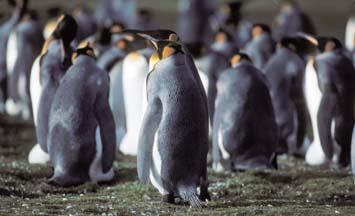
[301,35,355,167]
[272,0,316,42]
[6,9,43,120]
[135,32,210,208]
[47,45,116,186]
[0,0,27,113]
[212,53,278,172]
[244,23,275,70]
[28,14,78,164]
[263,37,309,155]
[72,4,97,47]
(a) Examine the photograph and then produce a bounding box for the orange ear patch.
[231,54,241,67]
[324,40,335,52]
[111,25,123,33]
[127,52,141,60]
[215,32,227,43]
[252,26,262,38]
[168,33,179,42]
[149,51,159,72]
[162,46,176,59]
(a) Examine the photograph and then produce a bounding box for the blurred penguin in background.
[345,14,355,51]
[210,27,238,59]
[301,35,355,167]
[263,37,310,156]
[177,0,216,50]
[95,0,137,29]
[131,8,156,30]
[71,4,97,47]
[212,53,278,172]
[244,23,275,70]
[0,0,27,113]
[272,0,316,42]
[6,8,43,121]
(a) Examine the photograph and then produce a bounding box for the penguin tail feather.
[178,186,202,208]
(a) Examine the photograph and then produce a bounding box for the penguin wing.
[317,84,337,160]
[137,97,162,185]
[94,73,117,173]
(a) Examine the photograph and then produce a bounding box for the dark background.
[0,0,354,44]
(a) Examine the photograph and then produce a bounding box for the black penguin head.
[252,23,271,38]
[71,42,96,63]
[137,8,153,22]
[279,36,314,56]
[297,33,342,53]
[53,14,78,44]
[220,1,243,27]
[110,22,126,34]
[230,52,252,67]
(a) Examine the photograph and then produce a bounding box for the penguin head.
[220,1,243,27]
[121,29,180,43]
[71,42,96,63]
[230,52,252,68]
[252,23,271,38]
[53,14,78,44]
[110,22,126,34]
[279,0,297,12]
[8,0,27,9]
[297,33,342,54]
[149,40,184,72]
[279,36,314,56]
[117,31,149,52]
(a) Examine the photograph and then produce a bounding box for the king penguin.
[47,44,116,186]
[28,14,78,164]
[134,31,210,208]
[6,9,43,121]
[0,0,27,113]
[212,53,278,172]
[301,35,355,167]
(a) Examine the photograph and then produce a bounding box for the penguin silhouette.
[28,14,78,164]
[47,45,116,186]
[135,31,210,208]
[301,35,355,167]
[213,53,278,172]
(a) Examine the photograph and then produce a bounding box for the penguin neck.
[60,40,74,70]
[73,55,95,66]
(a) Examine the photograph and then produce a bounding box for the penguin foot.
[48,174,86,187]
[199,182,211,202]
[28,144,50,164]
[162,193,175,204]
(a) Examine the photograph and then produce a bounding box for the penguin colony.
[1,0,355,208]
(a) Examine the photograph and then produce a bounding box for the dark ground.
[1,0,355,215]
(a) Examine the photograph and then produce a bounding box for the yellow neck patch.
[127,52,141,60]
[149,51,159,72]
[162,46,176,59]
[41,35,54,55]
[231,54,241,67]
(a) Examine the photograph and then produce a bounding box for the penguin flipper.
[94,73,116,173]
[137,98,162,185]
[317,86,337,160]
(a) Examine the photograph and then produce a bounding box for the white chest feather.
[119,53,148,155]
[345,17,355,51]
[6,30,17,75]
[304,59,326,165]
[30,56,42,125]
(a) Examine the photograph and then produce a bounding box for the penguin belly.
[345,17,355,51]
[149,132,168,195]
[119,54,148,155]
[28,57,49,164]
[304,59,326,165]
[89,127,114,183]
[108,61,126,150]
[5,30,21,116]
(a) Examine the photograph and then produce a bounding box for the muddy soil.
[0,115,354,216]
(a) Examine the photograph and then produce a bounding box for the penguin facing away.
[135,32,210,208]
[47,45,116,186]
[212,53,278,172]
[301,35,355,167]
[263,37,309,156]
[28,14,78,164]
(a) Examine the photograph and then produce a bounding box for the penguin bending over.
[47,45,116,186]
[28,14,78,164]
[212,53,278,172]
[302,35,355,167]
[136,32,210,208]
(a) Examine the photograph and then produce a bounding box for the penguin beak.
[297,32,319,46]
